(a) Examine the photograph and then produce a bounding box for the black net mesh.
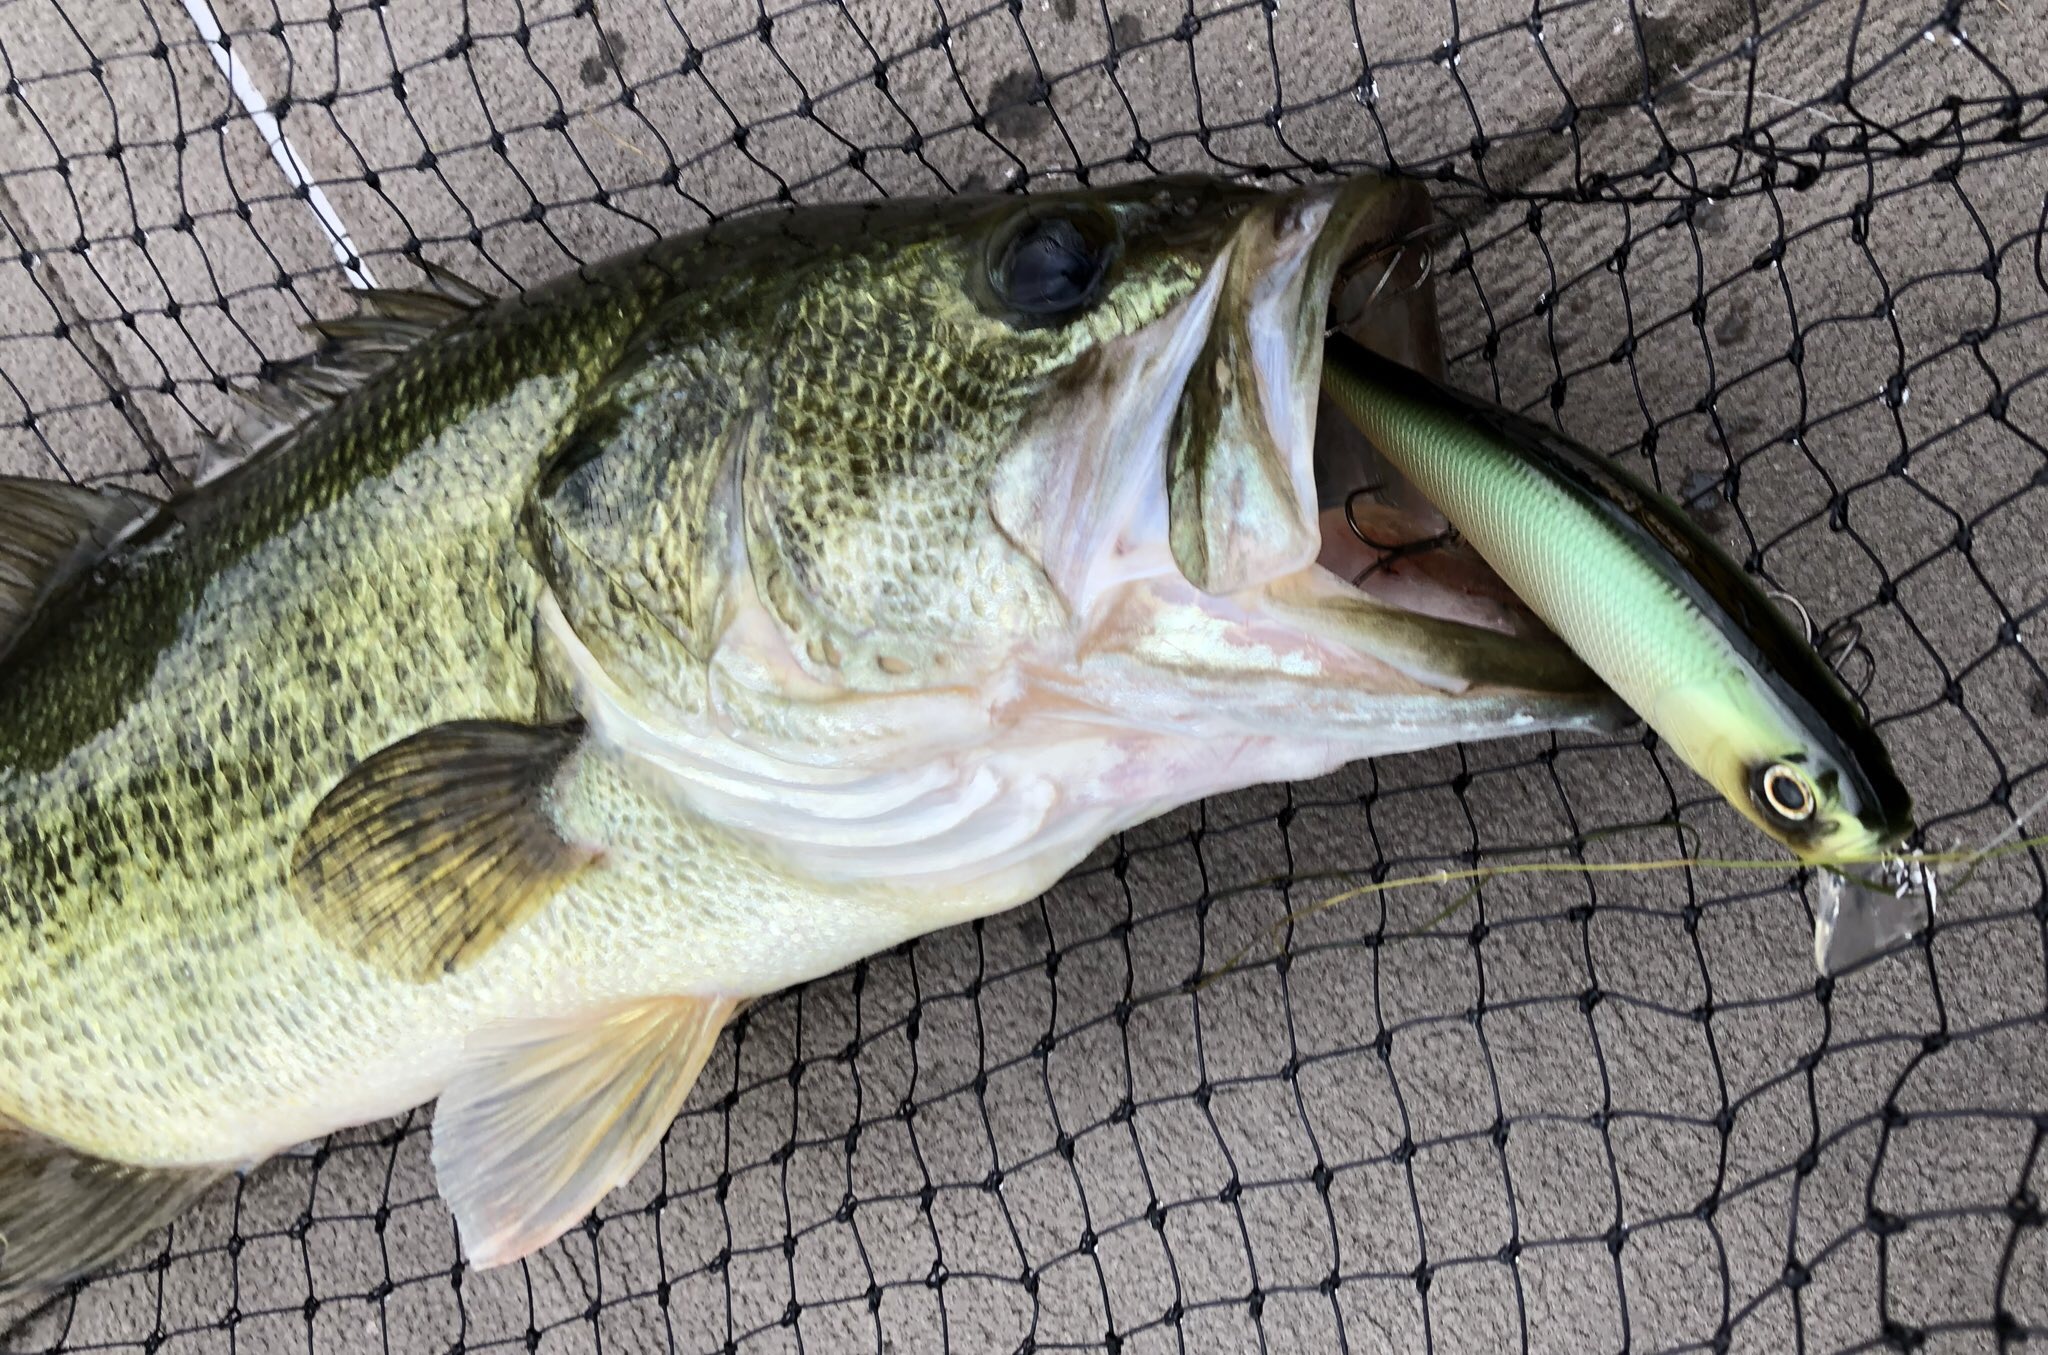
[2,0,2046,1351]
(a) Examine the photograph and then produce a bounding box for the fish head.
[960,173,1617,739]
[534,174,1625,898]
[535,176,1299,702]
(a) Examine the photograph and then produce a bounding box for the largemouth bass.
[1320,332,1918,965]
[0,175,1622,1295]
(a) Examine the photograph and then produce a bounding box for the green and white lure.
[1320,333,1928,973]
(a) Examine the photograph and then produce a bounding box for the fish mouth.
[1300,179,1556,646]
[1141,175,1616,708]
[994,172,1628,759]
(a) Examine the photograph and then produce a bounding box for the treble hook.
[1326,219,1451,335]
[1342,486,1459,587]
[1819,617,1876,699]
[1767,588,1816,645]
[1770,589,1878,699]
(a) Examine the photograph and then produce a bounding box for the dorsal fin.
[0,477,157,661]
[218,259,493,469]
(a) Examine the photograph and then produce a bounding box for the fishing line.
[1193,832,2048,991]
[1944,779,2048,896]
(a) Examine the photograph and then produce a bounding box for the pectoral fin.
[0,1126,225,1298]
[431,996,740,1269]
[290,720,594,983]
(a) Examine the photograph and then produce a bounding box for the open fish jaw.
[551,176,1619,907]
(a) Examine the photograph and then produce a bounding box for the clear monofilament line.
[1943,780,2048,896]
[1194,834,2048,990]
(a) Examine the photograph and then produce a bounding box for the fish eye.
[988,206,1119,326]
[1756,762,1817,825]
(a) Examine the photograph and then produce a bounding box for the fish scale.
[0,177,1625,1295]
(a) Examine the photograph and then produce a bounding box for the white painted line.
[180,0,378,289]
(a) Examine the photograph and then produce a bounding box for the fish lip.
[1292,174,1443,509]
[1234,177,1556,643]
[1236,175,1449,573]
[1303,177,1441,321]
[1161,175,1446,598]
[1117,174,1623,714]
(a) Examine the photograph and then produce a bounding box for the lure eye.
[989,207,1118,326]
[1758,762,1817,824]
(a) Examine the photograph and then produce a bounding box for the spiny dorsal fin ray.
[289,720,595,984]
[219,257,493,467]
[0,476,156,661]
[0,1126,226,1298]
[395,257,495,310]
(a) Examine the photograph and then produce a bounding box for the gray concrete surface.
[2,0,2045,1351]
